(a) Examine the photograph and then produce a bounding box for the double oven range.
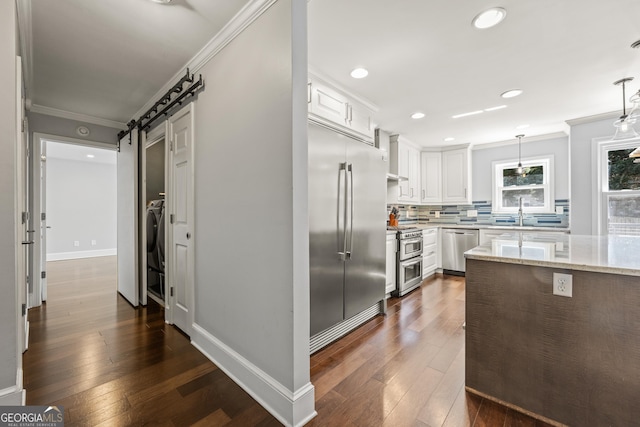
[394,227,423,297]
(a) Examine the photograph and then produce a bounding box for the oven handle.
[402,237,423,245]
[401,258,422,268]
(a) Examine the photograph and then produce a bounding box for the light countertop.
[393,222,570,232]
[465,232,640,276]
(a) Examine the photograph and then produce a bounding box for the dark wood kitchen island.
[464,232,640,427]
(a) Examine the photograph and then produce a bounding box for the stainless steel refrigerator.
[309,121,386,337]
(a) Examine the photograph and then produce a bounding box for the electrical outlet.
[467,209,478,218]
[553,272,572,297]
[556,206,564,215]
[91,240,97,246]
[73,240,80,247]
[434,211,440,218]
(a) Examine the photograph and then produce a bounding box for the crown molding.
[29,104,127,130]
[131,0,278,121]
[565,111,619,126]
[16,0,33,97]
[471,131,568,151]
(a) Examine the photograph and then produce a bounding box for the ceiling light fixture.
[444,137,455,142]
[452,110,483,119]
[411,112,425,119]
[86,154,95,158]
[501,89,523,99]
[484,105,507,112]
[612,77,639,140]
[516,134,524,175]
[350,68,369,79]
[472,7,507,29]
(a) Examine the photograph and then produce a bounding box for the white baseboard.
[191,324,316,427]
[0,385,25,406]
[47,248,117,261]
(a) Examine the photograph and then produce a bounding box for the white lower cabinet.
[422,228,438,278]
[386,233,397,295]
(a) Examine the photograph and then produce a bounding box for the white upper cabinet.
[308,76,374,142]
[390,135,420,204]
[421,151,442,204]
[442,147,472,204]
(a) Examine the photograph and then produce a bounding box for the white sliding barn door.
[117,132,139,306]
[168,105,194,335]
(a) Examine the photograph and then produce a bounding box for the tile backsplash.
[389,200,569,228]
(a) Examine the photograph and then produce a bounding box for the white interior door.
[117,132,139,306]
[169,105,194,335]
[16,56,29,352]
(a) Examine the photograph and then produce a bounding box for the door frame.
[140,123,170,309]
[31,132,117,307]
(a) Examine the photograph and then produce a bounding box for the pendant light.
[612,77,639,140]
[516,134,524,175]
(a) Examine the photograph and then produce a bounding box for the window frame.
[597,138,640,236]
[492,156,555,214]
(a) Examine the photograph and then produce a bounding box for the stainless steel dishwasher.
[442,228,479,274]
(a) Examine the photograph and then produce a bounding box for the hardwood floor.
[24,257,550,426]
[24,256,280,426]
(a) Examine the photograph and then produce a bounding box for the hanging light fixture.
[516,134,524,175]
[612,77,639,140]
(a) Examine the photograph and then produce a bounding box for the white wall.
[0,0,20,402]
[28,112,119,146]
[569,116,616,234]
[472,135,570,202]
[187,0,314,425]
[46,154,117,259]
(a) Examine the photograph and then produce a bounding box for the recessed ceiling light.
[516,124,530,130]
[484,105,507,112]
[501,89,523,98]
[444,137,455,142]
[86,154,95,158]
[350,68,369,79]
[411,112,425,119]
[472,7,507,29]
[452,110,483,119]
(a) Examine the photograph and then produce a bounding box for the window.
[598,141,640,236]
[492,157,554,213]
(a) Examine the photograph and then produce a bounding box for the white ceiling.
[28,0,248,124]
[308,0,640,147]
[23,0,640,147]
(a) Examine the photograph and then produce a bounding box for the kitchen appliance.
[442,228,479,274]
[308,121,387,351]
[395,228,423,296]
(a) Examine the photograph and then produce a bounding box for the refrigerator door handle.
[338,162,348,261]
[346,163,354,259]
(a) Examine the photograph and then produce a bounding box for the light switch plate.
[467,209,478,218]
[434,211,440,218]
[556,206,564,215]
[553,272,572,297]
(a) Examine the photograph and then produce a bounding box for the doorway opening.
[31,133,118,307]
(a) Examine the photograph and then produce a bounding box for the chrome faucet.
[518,197,524,226]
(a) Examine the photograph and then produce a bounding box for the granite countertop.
[465,232,640,276]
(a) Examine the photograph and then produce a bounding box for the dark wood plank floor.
[24,257,550,426]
